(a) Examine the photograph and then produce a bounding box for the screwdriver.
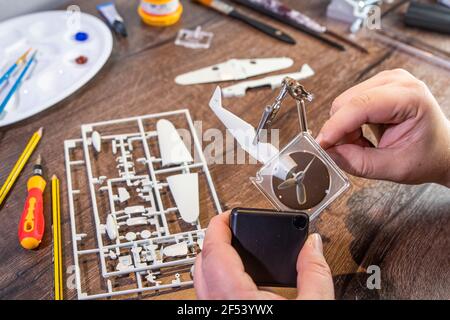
[18,155,46,250]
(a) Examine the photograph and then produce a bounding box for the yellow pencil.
[0,127,43,206]
[52,175,63,300]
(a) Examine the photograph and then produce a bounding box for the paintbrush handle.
[194,0,295,44]
[228,10,295,44]
[0,52,36,114]
[231,0,344,50]
[0,64,18,88]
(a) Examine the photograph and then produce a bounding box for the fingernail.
[310,233,323,254]
[315,133,324,145]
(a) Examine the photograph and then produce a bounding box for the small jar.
[138,0,183,27]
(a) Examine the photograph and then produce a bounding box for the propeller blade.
[296,183,307,205]
[278,177,297,190]
[302,157,316,175]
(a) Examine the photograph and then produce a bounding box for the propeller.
[277,157,315,205]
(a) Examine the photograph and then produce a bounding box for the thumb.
[296,234,334,300]
[327,143,398,180]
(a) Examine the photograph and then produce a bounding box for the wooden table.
[0,0,449,300]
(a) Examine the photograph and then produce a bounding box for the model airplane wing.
[222,64,315,98]
[167,173,199,224]
[175,57,294,85]
[157,119,193,167]
[209,87,280,164]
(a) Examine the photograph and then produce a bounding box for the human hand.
[194,211,334,300]
[316,69,450,186]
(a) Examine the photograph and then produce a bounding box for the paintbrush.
[193,0,296,45]
[0,50,37,115]
[0,48,31,89]
[231,0,369,53]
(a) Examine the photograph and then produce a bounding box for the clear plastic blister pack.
[251,132,349,220]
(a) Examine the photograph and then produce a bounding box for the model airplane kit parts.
[64,109,221,299]
[221,64,315,98]
[175,57,294,85]
[175,26,214,49]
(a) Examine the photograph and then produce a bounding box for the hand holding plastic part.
[317,69,450,187]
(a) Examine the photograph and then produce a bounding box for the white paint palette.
[0,11,113,127]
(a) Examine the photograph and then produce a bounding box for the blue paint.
[74,32,89,42]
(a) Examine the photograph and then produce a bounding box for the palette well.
[0,11,113,127]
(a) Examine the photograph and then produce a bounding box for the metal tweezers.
[253,77,314,144]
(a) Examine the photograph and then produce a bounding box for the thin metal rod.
[296,99,308,133]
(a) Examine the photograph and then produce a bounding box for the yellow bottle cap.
[138,3,183,27]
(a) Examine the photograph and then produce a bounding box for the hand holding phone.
[194,210,334,299]
[230,208,309,287]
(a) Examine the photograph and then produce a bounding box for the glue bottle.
[138,0,183,27]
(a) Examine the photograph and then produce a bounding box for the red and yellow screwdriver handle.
[18,175,46,250]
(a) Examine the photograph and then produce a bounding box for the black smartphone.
[230,207,309,287]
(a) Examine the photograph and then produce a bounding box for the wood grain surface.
[0,0,449,300]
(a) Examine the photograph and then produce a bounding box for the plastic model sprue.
[64,110,221,299]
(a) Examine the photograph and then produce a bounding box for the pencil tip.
[52,174,58,180]
[37,127,44,136]
[36,154,42,165]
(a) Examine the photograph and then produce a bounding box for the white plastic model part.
[92,131,102,153]
[125,232,137,241]
[157,119,193,166]
[163,241,189,257]
[209,87,279,164]
[175,26,213,49]
[167,173,199,224]
[126,217,147,226]
[116,187,130,202]
[106,214,118,240]
[124,205,145,215]
[197,238,204,250]
[222,64,315,98]
[175,57,294,85]
[140,230,152,239]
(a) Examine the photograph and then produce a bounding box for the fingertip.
[315,133,325,147]
[316,130,333,149]
[296,234,334,300]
